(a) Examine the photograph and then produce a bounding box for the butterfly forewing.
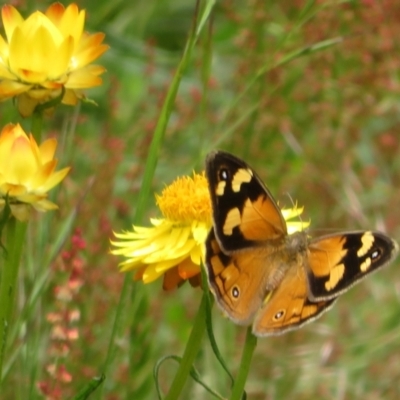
[206,151,287,252]
[307,231,399,300]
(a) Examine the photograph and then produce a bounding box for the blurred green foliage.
[1,0,400,399]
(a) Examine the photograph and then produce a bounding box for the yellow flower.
[0,123,70,221]
[111,173,211,291]
[111,172,309,291]
[0,3,109,117]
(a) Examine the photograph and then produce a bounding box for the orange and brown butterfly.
[204,150,399,336]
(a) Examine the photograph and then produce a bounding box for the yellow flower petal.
[55,4,85,47]
[47,36,74,79]
[141,267,165,283]
[10,203,31,221]
[17,193,44,203]
[0,79,30,98]
[190,245,203,265]
[6,135,37,183]
[73,33,108,68]
[191,221,209,243]
[66,66,105,89]
[16,93,39,117]
[1,5,24,42]
[0,60,17,80]
[40,166,70,192]
[142,256,189,283]
[30,160,56,188]
[0,182,26,196]
[21,11,63,44]
[62,88,79,105]
[32,198,59,211]
[38,138,57,163]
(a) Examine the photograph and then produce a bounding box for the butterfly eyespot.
[371,249,381,260]
[232,286,240,298]
[219,168,229,181]
[273,310,285,321]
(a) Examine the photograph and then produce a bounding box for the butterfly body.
[205,150,398,336]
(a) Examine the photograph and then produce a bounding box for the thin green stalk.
[229,327,257,400]
[132,0,200,220]
[31,87,65,142]
[100,2,216,398]
[31,111,43,143]
[164,294,207,400]
[0,219,28,388]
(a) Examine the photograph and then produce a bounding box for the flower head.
[0,123,70,220]
[111,173,211,290]
[111,172,309,291]
[0,3,109,116]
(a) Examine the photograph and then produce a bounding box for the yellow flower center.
[156,172,211,224]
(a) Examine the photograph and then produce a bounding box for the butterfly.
[204,150,399,336]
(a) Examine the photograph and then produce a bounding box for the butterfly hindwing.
[205,228,277,325]
[307,231,399,300]
[253,265,336,336]
[205,150,287,252]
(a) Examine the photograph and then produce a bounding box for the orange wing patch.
[308,236,347,277]
[209,254,225,277]
[240,196,286,241]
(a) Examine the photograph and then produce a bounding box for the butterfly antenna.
[283,191,295,209]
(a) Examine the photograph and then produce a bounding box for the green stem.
[31,111,43,143]
[164,293,207,400]
[0,219,28,387]
[101,272,131,371]
[229,327,257,400]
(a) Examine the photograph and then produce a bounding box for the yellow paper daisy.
[0,3,109,116]
[0,123,70,221]
[111,173,211,290]
[111,172,309,291]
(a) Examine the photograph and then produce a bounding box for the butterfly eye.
[273,310,285,321]
[232,286,240,298]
